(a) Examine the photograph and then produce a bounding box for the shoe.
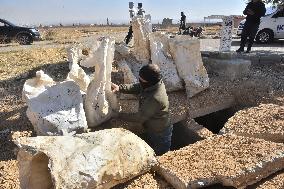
[236,47,244,53]
[246,46,252,53]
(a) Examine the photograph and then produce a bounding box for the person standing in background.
[236,0,266,53]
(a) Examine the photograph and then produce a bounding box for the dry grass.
[0,48,67,81]
[40,26,128,44]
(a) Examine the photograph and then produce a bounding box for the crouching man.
[111,64,172,156]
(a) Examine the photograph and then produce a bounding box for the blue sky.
[0,0,270,25]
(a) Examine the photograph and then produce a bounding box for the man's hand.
[247,9,255,15]
[111,82,119,93]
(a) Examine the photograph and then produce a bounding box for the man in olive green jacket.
[112,64,172,155]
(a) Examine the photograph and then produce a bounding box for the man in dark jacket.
[179,12,187,34]
[111,64,172,156]
[237,0,266,53]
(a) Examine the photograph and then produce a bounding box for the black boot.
[236,46,245,53]
[246,45,252,53]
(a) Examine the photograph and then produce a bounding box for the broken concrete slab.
[184,119,215,139]
[203,58,251,81]
[117,60,138,84]
[157,134,284,189]
[221,104,284,143]
[248,170,284,189]
[22,71,88,136]
[149,33,184,92]
[67,47,90,92]
[22,70,55,102]
[115,43,131,58]
[81,37,119,127]
[132,15,152,63]
[169,36,209,98]
[16,128,157,189]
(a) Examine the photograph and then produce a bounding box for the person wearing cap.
[111,64,172,156]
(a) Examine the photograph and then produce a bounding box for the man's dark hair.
[139,64,162,85]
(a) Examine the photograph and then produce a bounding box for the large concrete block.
[67,47,90,92]
[132,15,152,63]
[117,60,138,84]
[115,43,131,58]
[219,16,234,52]
[16,128,157,189]
[203,58,251,81]
[22,71,88,136]
[169,36,209,98]
[221,104,284,143]
[81,37,119,127]
[157,134,284,189]
[149,33,183,92]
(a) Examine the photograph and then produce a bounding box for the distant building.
[162,18,173,28]
[204,15,245,28]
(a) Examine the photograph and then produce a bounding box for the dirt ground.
[0,26,283,189]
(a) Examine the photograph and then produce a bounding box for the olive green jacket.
[119,81,170,133]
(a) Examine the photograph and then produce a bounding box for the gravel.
[157,134,284,189]
[221,104,284,143]
[248,170,284,189]
[113,172,173,189]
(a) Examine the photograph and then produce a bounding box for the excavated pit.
[171,121,203,151]
[170,107,239,150]
[194,107,238,134]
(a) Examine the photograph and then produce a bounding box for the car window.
[274,10,284,18]
[278,10,284,17]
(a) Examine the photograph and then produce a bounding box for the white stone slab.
[16,128,157,189]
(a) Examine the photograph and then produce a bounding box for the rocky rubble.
[16,128,157,189]
[157,134,284,189]
[221,104,284,143]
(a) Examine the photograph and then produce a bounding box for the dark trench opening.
[170,107,239,151]
[194,108,238,134]
[171,121,204,151]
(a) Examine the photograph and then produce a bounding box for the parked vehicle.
[237,8,284,43]
[0,19,40,45]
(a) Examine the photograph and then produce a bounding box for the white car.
[237,8,284,43]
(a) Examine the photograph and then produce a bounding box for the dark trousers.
[240,22,259,48]
[125,27,133,45]
[141,125,173,156]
